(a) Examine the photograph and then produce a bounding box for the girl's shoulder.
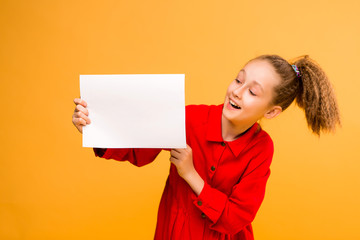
[185,104,221,113]
[249,124,274,153]
[185,104,221,124]
[186,104,212,113]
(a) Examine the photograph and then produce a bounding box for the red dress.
[94,104,274,240]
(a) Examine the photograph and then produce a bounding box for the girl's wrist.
[182,168,196,182]
[183,169,204,196]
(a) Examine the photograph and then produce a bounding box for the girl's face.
[223,59,282,127]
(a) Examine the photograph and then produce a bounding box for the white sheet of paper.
[80,74,186,148]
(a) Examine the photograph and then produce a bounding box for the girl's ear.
[264,106,282,119]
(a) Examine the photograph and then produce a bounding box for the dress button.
[211,166,216,171]
[197,201,203,206]
[201,213,206,219]
[221,142,226,147]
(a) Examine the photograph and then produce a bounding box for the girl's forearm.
[183,169,205,196]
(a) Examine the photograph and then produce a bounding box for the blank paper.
[80,74,186,148]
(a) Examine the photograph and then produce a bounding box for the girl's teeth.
[230,100,240,109]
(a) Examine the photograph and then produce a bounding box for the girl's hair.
[252,54,341,136]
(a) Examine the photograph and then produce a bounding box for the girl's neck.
[221,115,254,141]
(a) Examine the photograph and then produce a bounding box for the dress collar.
[206,104,260,157]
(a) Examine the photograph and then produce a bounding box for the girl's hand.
[170,145,195,180]
[72,98,91,133]
[170,145,205,196]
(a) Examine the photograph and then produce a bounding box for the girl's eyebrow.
[240,69,264,93]
[238,69,246,79]
[252,81,264,93]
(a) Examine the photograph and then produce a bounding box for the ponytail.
[253,54,341,136]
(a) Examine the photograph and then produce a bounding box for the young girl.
[72,55,340,240]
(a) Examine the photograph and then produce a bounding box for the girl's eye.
[235,78,242,84]
[249,90,256,96]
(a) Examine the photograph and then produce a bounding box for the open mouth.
[229,99,241,109]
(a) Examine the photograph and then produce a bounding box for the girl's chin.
[222,108,241,123]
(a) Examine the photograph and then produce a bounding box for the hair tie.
[292,65,301,77]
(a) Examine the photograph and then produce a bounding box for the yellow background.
[1,0,359,239]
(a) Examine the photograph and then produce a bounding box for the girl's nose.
[233,86,244,99]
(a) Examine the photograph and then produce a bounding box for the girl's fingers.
[73,116,87,126]
[73,110,91,124]
[75,104,89,116]
[72,118,85,133]
[73,98,88,108]
[74,111,91,124]
[170,149,181,159]
[76,123,83,133]
[169,156,178,165]
[171,148,190,158]
[72,98,88,134]
[172,148,182,153]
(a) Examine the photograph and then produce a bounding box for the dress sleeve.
[192,137,274,235]
[93,148,163,167]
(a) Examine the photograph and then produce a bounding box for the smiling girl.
[72,54,340,240]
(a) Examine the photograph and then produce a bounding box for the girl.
[72,55,340,240]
